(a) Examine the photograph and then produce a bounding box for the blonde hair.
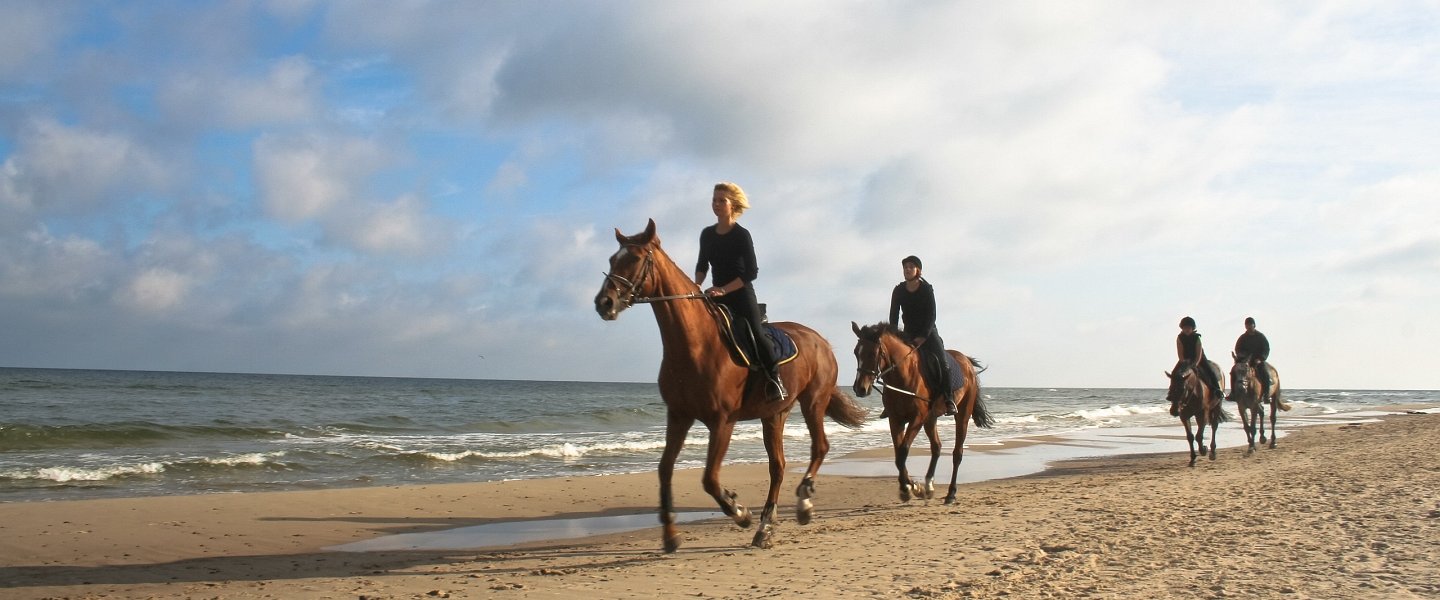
[714,181,750,217]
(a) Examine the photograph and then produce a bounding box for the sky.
[1,1,1437,390]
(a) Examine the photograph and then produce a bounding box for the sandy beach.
[1,411,1436,599]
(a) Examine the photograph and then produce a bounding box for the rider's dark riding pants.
[717,286,779,376]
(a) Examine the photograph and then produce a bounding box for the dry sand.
[1,412,1437,599]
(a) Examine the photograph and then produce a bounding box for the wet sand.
[1,411,1437,599]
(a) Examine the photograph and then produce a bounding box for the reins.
[602,247,707,307]
[856,335,922,398]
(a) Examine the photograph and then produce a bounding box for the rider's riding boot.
[943,393,957,416]
[768,371,788,402]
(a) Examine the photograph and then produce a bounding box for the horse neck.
[643,245,720,348]
[882,333,924,391]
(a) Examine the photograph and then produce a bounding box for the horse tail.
[971,393,995,429]
[1212,403,1230,425]
[1275,392,1291,412]
[963,355,993,428]
[825,389,869,430]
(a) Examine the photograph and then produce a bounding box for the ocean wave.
[1072,404,1169,421]
[0,422,291,451]
[1,462,167,482]
[0,451,295,483]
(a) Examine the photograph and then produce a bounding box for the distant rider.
[1175,316,1225,415]
[1234,316,1272,399]
[889,255,956,416]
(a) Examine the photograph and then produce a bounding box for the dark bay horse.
[594,219,868,552]
[1164,362,1229,466]
[850,322,993,504]
[1230,352,1289,454]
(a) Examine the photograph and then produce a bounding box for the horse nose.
[595,293,615,320]
[852,381,870,397]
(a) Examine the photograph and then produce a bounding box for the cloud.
[158,55,321,128]
[0,119,167,215]
[0,2,71,77]
[253,131,385,221]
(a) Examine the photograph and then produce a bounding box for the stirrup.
[768,375,788,402]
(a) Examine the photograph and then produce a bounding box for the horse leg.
[1257,401,1268,446]
[1183,417,1198,467]
[1208,408,1220,461]
[896,419,925,502]
[945,411,974,505]
[795,388,830,526]
[920,420,941,501]
[1268,392,1281,449]
[751,414,788,549]
[700,420,752,531]
[1241,403,1256,456]
[658,414,693,553]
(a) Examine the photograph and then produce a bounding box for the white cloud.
[116,268,192,313]
[0,119,167,214]
[253,132,386,222]
[158,55,320,128]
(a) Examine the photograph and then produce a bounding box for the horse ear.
[614,227,627,245]
[1163,370,1171,379]
[641,218,657,244]
[851,321,862,336]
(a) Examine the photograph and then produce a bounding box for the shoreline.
[1,409,1437,598]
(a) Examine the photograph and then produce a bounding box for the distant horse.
[1164,362,1229,466]
[850,322,993,504]
[1230,352,1289,454]
[594,219,868,552]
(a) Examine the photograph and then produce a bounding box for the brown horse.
[1230,352,1289,454]
[594,219,868,552]
[850,322,993,504]
[1164,361,1229,466]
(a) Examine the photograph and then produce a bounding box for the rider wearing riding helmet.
[889,255,957,416]
[1234,317,1273,399]
[1175,316,1225,414]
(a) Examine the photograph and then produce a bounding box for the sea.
[2,367,1436,504]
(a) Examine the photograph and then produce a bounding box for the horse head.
[1230,352,1254,397]
[1164,363,1193,405]
[595,219,660,321]
[850,321,888,397]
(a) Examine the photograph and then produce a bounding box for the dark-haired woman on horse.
[890,255,956,416]
[1175,316,1225,415]
[695,182,786,402]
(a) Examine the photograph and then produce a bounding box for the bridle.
[602,246,704,308]
[855,334,920,397]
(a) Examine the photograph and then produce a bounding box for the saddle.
[713,304,798,370]
[920,351,965,395]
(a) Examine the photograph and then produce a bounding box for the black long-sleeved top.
[1177,332,1206,364]
[889,279,937,339]
[696,224,758,287]
[1234,330,1270,361]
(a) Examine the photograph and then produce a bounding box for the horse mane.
[857,321,904,343]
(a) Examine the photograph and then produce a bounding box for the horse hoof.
[796,498,813,526]
[663,533,681,554]
[734,506,753,529]
[944,495,956,505]
[751,525,774,549]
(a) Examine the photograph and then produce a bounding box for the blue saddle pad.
[944,352,965,391]
[762,323,798,365]
[715,305,798,368]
